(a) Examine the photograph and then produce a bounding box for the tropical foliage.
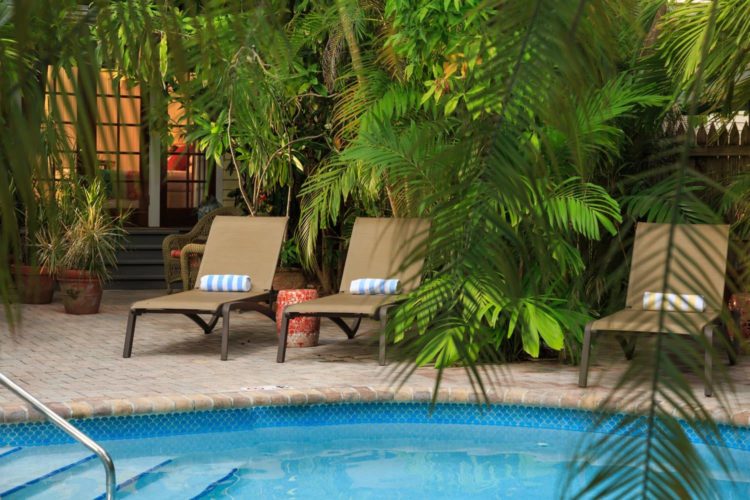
[298,0,657,366]
[2,0,750,497]
[36,178,126,281]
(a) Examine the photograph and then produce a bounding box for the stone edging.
[2,385,749,426]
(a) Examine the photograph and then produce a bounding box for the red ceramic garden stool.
[729,293,750,339]
[276,289,321,347]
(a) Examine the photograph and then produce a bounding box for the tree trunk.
[336,0,366,87]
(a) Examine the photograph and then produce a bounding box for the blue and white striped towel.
[349,279,400,295]
[199,275,252,292]
[642,292,705,312]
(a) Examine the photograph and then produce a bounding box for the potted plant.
[11,258,56,304]
[11,114,77,304]
[12,229,57,304]
[39,179,126,314]
[11,183,59,304]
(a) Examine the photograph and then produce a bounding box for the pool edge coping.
[3,385,750,427]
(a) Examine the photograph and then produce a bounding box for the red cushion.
[167,144,191,171]
[170,249,181,258]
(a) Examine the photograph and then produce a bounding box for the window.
[96,70,143,211]
[45,68,145,214]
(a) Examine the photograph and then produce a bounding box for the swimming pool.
[1,402,749,498]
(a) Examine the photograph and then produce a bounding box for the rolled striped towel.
[642,292,705,312]
[350,278,400,295]
[199,275,252,292]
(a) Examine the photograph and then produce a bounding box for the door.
[161,146,215,227]
[160,97,216,227]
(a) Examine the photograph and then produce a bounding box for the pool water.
[1,404,750,498]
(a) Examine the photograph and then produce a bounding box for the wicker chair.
[162,206,243,293]
[180,242,207,291]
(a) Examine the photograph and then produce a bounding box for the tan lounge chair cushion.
[339,218,431,293]
[626,223,729,311]
[591,308,719,335]
[283,293,401,317]
[132,216,287,313]
[282,217,429,319]
[195,216,288,292]
[132,289,268,313]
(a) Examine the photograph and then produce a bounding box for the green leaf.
[444,95,460,116]
[405,63,414,80]
[419,85,436,106]
[158,35,168,79]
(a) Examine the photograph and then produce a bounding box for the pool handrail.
[0,372,117,499]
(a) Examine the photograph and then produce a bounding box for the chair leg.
[330,317,362,339]
[616,335,636,360]
[379,307,392,366]
[704,324,713,397]
[123,310,138,358]
[276,312,290,363]
[579,322,594,387]
[220,304,231,361]
[728,309,740,366]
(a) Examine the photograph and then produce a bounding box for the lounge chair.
[124,216,288,360]
[162,206,243,293]
[276,217,430,365]
[578,222,737,397]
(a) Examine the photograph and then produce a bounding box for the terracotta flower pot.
[11,264,55,304]
[58,270,103,314]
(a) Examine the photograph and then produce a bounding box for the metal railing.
[0,372,116,499]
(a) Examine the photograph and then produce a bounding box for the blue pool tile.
[1,402,749,454]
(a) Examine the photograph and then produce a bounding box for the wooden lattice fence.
[679,121,750,300]
[679,122,750,181]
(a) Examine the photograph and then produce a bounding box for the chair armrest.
[163,233,192,253]
[180,243,206,289]
[181,243,206,260]
[180,223,204,241]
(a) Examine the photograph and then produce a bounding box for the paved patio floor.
[2,291,750,424]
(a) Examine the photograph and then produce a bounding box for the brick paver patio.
[1,291,750,424]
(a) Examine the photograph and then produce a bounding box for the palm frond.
[542,178,621,240]
[659,0,750,111]
[622,168,722,224]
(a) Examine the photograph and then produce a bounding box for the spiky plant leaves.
[96,1,318,216]
[56,179,127,281]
